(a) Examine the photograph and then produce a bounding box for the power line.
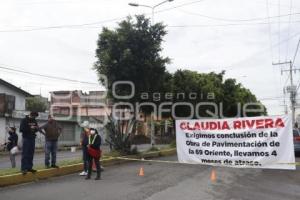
[284,73,291,87]
[0,0,300,32]
[252,0,300,9]
[0,0,207,33]
[0,65,99,85]
[266,0,281,108]
[282,73,290,114]
[178,9,300,22]
[5,16,300,33]
[293,39,300,66]
[51,20,300,30]
[222,30,300,73]
[0,0,98,5]
[278,0,281,62]
[285,0,293,62]
[296,79,300,92]
[293,39,300,91]
[259,96,286,100]
[267,0,274,62]
[273,60,299,125]
[156,0,206,14]
[167,20,300,28]
[0,16,127,33]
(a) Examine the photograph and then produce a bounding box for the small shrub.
[105,115,136,155]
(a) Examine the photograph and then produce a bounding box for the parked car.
[293,129,300,155]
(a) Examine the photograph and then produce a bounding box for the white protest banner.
[176,115,295,170]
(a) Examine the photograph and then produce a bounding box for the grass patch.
[0,153,116,176]
[0,157,83,176]
[104,150,122,157]
[169,140,176,148]
[57,158,82,166]
[0,168,20,176]
[0,147,174,177]
[146,146,160,152]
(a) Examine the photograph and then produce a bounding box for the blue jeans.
[45,140,58,166]
[21,138,35,171]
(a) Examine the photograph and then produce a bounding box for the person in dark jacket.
[79,126,90,176]
[20,111,39,174]
[40,115,62,168]
[85,128,101,180]
[5,127,18,168]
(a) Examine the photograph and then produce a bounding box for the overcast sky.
[0,0,300,116]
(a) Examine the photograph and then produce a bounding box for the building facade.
[50,90,110,121]
[0,79,81,147]
[0,79,31,111]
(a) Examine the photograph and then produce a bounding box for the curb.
[0,148,176,187]
[0,146,81,156]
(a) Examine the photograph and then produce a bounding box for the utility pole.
[129,0,174,146]
[283,95,288,114]
[273,61,300,127]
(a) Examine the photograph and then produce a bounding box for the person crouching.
[85,128,101,180]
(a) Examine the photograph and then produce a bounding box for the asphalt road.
[0,144,166,169]
[1,155,300,200]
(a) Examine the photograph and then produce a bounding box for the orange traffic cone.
[210,168,216,182]
[138,167,144,177]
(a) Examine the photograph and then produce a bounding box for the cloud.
[0,0,300,115]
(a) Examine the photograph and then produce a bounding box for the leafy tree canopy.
[26,97,48,112]
[94,15,266,118]
[94,15,170,107]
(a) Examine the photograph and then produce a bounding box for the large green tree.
[94,15,170,114]
[171,70,266,118]
[94,15,266,119]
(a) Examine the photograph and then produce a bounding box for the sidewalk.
[0,144,167,169]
